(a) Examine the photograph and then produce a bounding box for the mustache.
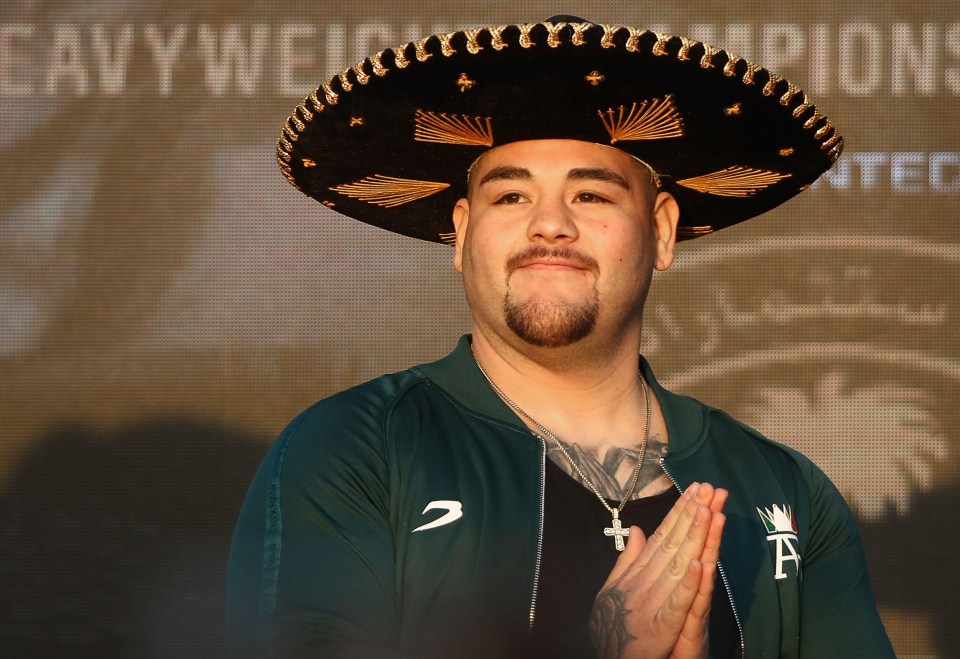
[505,245,599,275]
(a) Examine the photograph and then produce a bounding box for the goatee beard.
[503,288,599,348]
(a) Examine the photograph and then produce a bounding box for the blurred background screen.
[1,1,957,656]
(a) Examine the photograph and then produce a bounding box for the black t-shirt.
[530,459,739,657]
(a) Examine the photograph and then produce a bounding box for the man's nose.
[526,198,579,243]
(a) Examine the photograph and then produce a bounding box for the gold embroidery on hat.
[309,89,325,113]
[279,169,295,186]
[585,71,605,86]
[677,225,714,238]
[438,231,458,245]
[322,82,339,105]
[652,32,670,56]
[331,175,451,208]
[351,61,371,85]
[676,166,791,197]
[338,70,353,92]
[282,125,298,143]
[803,107,825,130]
[828,141,843,162]
[290,113,306,132]
[302,158,317,167]
[600,25,622,48]
[414,37,433,62]
[456,73,476,92]
[778,148,794,157]
[518,24,536,48]
[624,27,645,52]
[278,149,291,163]
[723,102,743,116]
[393,44,411,68]
[742,62,761,85]
[815,121,834,140]
[822,133,841,150]
[723,54,741,76]
[700,44,720,68]
[370,51,388,77]
[677,36,695,61]
[278,161,292,178]
[599,96,684,143]
[488,25,508,50]
[779,83,801,107]
[569,22,592,46]
[542,22,567,47]
[350,116,364,127]
[322,200,336,208]
[438,32,457,57]
[414,110,493,146]
[464,29,484,54]
[762,73,781,96]
[792,97,812,119]
[296,101,314,123]
[278,135,293,153]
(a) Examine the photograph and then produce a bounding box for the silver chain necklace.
[473,354,650,551]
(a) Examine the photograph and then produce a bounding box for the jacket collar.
[415,335,708,453]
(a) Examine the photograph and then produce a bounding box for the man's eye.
[496,192,524,204]
[575,192,608,203]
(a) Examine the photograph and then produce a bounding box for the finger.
[708,487,729,514]
[693,481,714,507]
[693,482,729,516]
[603,525,646,585]
[687,559,716,622]
[699,512,726,565]
[643,494,709,581]
[654,558,703,637]
[672,561,715,659]
[637,483,701,568]
[647,503,715,606]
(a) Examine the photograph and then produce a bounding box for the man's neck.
[470,326,674,499]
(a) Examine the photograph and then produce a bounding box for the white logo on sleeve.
[757,504,801,580]
[411,500,463,533]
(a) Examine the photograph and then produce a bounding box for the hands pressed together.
[588,482,728,659]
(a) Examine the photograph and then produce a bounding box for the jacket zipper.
[659,457,745,658]
[528,435,547,632]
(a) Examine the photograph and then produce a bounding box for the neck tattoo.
[472,352,650,551]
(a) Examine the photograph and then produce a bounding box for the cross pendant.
[603,509,630,551]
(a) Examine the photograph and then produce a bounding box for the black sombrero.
[277,19,842,243]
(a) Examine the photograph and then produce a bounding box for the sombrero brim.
[277,21,842,243]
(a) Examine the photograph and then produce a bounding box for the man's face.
[452,139,679,350]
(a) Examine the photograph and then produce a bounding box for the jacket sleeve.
[226,391,399,658]
[797,464,895,658]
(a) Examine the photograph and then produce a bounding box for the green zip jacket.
[226,336,894,658]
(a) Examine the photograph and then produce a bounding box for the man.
[227,19,894,658]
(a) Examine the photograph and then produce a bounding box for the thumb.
[606,525,646,583]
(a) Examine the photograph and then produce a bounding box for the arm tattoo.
[546,434,673,500]
[589,586,636,658]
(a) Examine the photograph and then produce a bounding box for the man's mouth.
[506,246,599,276]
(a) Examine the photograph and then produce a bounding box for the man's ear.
[452,198,470,273]
[651,191,680,271]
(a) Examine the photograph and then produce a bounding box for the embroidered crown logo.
[757,503,798,534]
[757,503,801,580]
